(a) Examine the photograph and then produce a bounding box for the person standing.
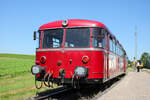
[140,61,143,71]
[136,60,140,72]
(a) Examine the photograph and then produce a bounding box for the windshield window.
[65,28,90,48]
[42,29,63,48]
[92,28,105,48]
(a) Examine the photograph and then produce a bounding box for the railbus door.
[104,30,108,80]
[106,31,109,79]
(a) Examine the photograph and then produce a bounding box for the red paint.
[36,50,104,79]
[39,19,105,30]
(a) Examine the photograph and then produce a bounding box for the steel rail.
[32,87,72,100]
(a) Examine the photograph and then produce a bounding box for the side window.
[105,32,107,49]
[121,49,124,56]
[112,39,115,53]
[92,28,105,48]
[117,44,119,55]
[119,47,122,56]
[109,36,113,52]
[116,43,120,56]
[115,41,117,54]
[115,42,117,54]
[36,31,41,48]
[119,46,121,56]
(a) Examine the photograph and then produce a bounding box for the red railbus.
[31,19,128,88]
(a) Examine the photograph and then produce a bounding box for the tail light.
[82,56,89,64]
[40,56,46,64]
[35,60,40,65]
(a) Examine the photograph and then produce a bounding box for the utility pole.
[134,25,137,71]
[134,26,137,61]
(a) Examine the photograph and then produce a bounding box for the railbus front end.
[31,19,127,89]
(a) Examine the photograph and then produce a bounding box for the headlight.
[31,65,45,75]
[74,66,88,77]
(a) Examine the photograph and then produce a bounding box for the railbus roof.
[39,19,105,30]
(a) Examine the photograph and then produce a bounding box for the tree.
[128,59,132,68]
[140,52,150,67]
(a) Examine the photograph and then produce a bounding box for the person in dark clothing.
[136,60,141,72]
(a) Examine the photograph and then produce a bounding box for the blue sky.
[0,0,150,60]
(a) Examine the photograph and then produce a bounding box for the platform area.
[98,71,150,100]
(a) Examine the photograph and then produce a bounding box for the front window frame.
[65,27,91,48]
[38,27,107,49]
[41,29,64,48]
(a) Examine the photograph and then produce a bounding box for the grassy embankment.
[0,53,41,100]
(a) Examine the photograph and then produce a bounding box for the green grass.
[0,54,35,78]
[0,53,38,100]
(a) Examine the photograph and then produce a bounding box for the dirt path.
[98,71,150,100]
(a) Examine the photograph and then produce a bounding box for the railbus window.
[115,41,117,54]
[119,46,122,56]
[121,49,124,56]
[115,42,117,54]
[36,31,41,48]
[92,27,105,48]
[112,39,116,53]
[111,39,114,52]
[118,44,120,55]
[116,44,119,55]
[109,36,113,52]
[117,44,120,56]
[105,31,107,49]
[118,46,120,56]
[65,28,90,48]
[42,29,63,48]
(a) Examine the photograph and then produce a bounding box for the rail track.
[32,74,125,100]
[32,87,73,100]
